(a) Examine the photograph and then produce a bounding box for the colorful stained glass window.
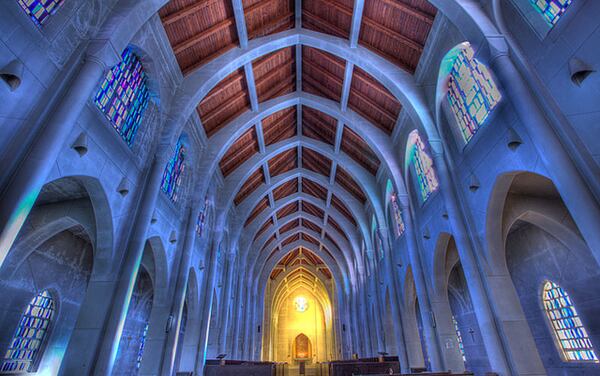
[452,315,466,363]
[447,46,501,144]
[408,130,439,203]
[1,290,54,373]
[136,322,149,369]
[390,193,405,238]
[94,47,149,147]
[530,0,573,26]
[196,196,209,237]
[17,0,64,26]
[542,281,598,362]
[161,138,186,203]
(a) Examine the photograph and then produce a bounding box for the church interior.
[1,0,600,375]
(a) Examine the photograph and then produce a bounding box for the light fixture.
[294,296,308,312]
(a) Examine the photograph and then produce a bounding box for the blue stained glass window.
[196,196,209,236]
[161,138,186,203]
[1,290,54,373]
[408,130,439,203]
[448,46,501,145]
[452,315,466,363]
[390,193,405,238]
[94,47,149,147]
[17,0,64,26]
[543,281,598,362]
[530,0,573,26]
[136,323,149,369]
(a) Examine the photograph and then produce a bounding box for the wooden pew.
[204,359,277,376]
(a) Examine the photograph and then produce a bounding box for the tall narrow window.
[447,45,501,144]
[17,0,64,26]
[161,138,186,203]
[542,281,598,362]
[407,130,439,203]
[531,0,573,26]
[136,322,149,369]
[452,315,466,363]
[196,196,209,236]
[94,47,150,146]
[390,193,405,238]
[1,290,55,373]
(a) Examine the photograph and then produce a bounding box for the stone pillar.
[93,152,170,375]
[0,51,117,269]
[490,50,600,267]
[398,197,444,371]
[379,228,410,372]
[229,269,244,358]
[366,252,385,353]
[195,231,223,375]
[159,203,199,376]
[217,251,236,354]
[359,281,374,356]
[428,294,466,372]
[430,149,512,376]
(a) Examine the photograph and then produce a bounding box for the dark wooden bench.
[329,360,400,376]
[204,359,277,376]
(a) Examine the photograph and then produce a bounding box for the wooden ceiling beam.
[255,59,295,87]
[201,73,245,104]
[303,75,341,102]
[173,19,235,54]
[261,76,296,101]
[303,10,348,39]
[304,59,343,86]
[378,0,434,25]
[248,12,295,39]
[201,91,249,126]
[361,16,423,53]
[264,109,296,133]
[162,0,220,26]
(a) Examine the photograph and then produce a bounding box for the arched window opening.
[94,47,150,147]
[196,195,209,237]
[136,322,149,369]
[161,137,186,203]
[1,290,55,373]
[542,281,598,362]
[18,0,64,26]
[390,193,405,238]
[531,0,573,26]
[452,315,466,363]
[447,45,501,145]
[407,130,439,203]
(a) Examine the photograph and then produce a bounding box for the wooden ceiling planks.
[359,0,436,72]
[301,178,328,201]
[302,148,332,178]
[262,107,297,146]
[273,179,299,201]
[303,200,325,220]
[331,194,356,226]
[327,216,347,241]
[277,201,299,219]
[302,107,337,146]
[301,232,320,246]
[234,167,265,205]
[303,219,322,234]
[160,0,239,74]
[220,126,260,176]
[252,47,297,103]
[335,165,366,203]
[302,0,352,39]
[348,66,401,135]
[246,195,270,226]
[255,217,274,239]
[302,46,346,103]
[341,126,380,175]
[197,68,251,137]
[243,0,295,40]
[268,148,298,177]
[280,218,300,234]
[282,233,301,247]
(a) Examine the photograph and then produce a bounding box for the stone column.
[430,149,512,376]
[359,281,374,356]
[489,50,600,268]
[0,50,117,269]
[398,197,444,371]
[217,251,236,354]
[93,152,170,375]
[195,231,224,375]
[366,252,385,353]
[379,228,410,372]
[159,203,199,376]
[229,269,243,358]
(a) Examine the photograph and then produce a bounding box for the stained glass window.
[17,0,64,26]
[1,290,54,373]
[452,315,466,363]
[94,47,149,147]
[408,130,439,203]
[161,138,186,203]
[136,322,149,369]
[196,196,209,237]
[390,193,405,238]
[447,46,501,144]
[542,281,598,362]
[530,0,573,26]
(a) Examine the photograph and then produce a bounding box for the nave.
[1,0,600,375]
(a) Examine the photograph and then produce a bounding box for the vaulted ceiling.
[159,0,437,279]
